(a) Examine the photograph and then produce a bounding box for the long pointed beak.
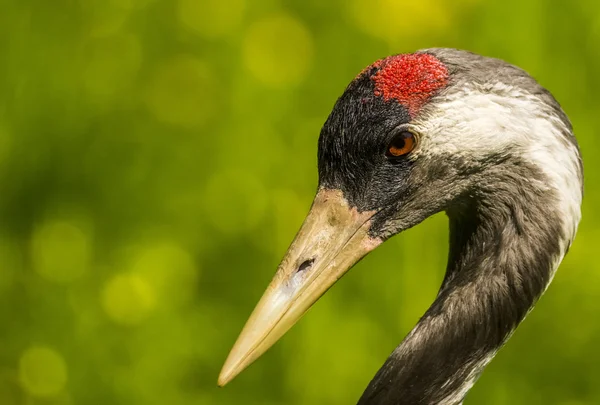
[218,189,382,386]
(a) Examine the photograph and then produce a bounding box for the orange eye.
[386,131,416,158]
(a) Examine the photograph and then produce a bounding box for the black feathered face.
[317,72,458,241]
[318,73,413,212]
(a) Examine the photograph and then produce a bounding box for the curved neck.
[358,169,574,405]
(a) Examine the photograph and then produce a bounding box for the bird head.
[218,49,581,386]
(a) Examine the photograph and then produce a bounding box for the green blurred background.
[0,0,599,404]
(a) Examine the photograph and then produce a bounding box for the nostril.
[297,258,315,273]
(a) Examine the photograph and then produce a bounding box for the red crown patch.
[365,53,449,118]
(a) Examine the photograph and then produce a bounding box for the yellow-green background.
[0,0,599,404]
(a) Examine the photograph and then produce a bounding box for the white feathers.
[437,351,497,405]
[414,81,582,275]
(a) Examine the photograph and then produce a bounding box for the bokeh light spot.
[145,55,216,128]
[102,273,156,325]
[243,13,314,87]
[19,346,68,398]
[349,0,454,44]
[83,34,142,101]
[81,0,155,37]
[31,220,92,283]
[130,242,199,307]
[178,0,245,38]
[81,1,131,37]
[203,169,268,235]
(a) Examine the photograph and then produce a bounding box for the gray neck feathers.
[358,160,571,405]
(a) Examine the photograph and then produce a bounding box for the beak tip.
[217,369,233,387]
[218,356,243,387]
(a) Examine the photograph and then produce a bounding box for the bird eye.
[386,131,416,158]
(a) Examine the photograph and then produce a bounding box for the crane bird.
[218,48,583,404]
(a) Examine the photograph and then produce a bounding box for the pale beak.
[218,188,382,386]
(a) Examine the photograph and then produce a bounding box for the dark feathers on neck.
[358,159,567,405]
